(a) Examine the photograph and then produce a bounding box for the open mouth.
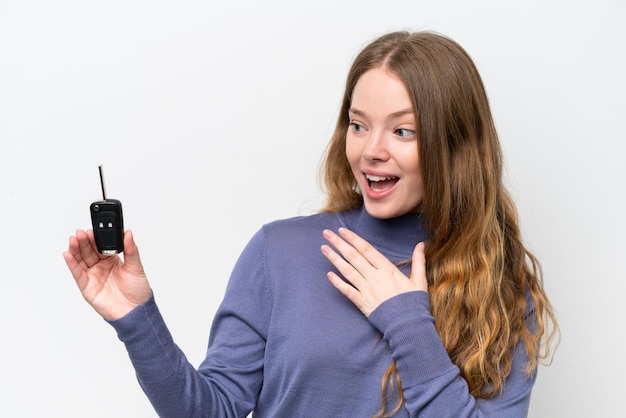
[365,174,399,192]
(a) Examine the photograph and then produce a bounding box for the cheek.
[345,136,361,173]
[413,163,424,193]
[402,148,423,192]
[412,157,422,183]
[398,144,420,174]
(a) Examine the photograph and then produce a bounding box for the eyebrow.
[348,107,415,119]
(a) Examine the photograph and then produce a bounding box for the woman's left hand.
[321,227,427,317]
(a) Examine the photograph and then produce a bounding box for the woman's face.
[346,67,424,219]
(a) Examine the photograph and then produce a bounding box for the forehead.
[351,68,413,115]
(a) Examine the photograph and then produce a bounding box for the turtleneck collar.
[338,206,428,258]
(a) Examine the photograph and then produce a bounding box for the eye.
[349,122,366,133]
[394,128,416,138]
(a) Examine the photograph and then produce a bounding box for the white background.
[1,1,624,417]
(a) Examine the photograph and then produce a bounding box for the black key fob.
[90,165,124,255]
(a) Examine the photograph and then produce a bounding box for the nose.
[363,131,389,162]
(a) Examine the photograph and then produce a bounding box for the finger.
[64,235,90,289]
[65,231,89,271]
[321,244,365,288]
[76,229,103,268]
[85,229,102,253]
[326,271,362,308]
[63,235,82,276]
[337,228,393,270]
[410,242,428,292]
[322,229,377,275]
[121,230,145,275]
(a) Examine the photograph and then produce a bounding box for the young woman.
[64,31,557,417]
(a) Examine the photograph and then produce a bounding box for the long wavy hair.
[320,31,558,416]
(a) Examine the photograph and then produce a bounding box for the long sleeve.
[108,228,271,418]
[367,291,536,418]
[104,208,538,417]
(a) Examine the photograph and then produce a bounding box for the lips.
[364,173,399,193]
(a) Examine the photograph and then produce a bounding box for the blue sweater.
[110,207,536,417]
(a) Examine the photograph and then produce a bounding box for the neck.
[351,206,428,255]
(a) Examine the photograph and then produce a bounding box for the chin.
[363,204,405,220]
[363,198,422,219]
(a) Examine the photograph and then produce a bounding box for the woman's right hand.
[63,229,152,321]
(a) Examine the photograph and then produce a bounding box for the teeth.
[365,174,396,182]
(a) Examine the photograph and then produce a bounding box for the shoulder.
[233,209,363,263]
[229,213,342,283]
[257,212,339,250]
[252,210,356,254]
[522,290,539,333]
[262,211,341,235]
